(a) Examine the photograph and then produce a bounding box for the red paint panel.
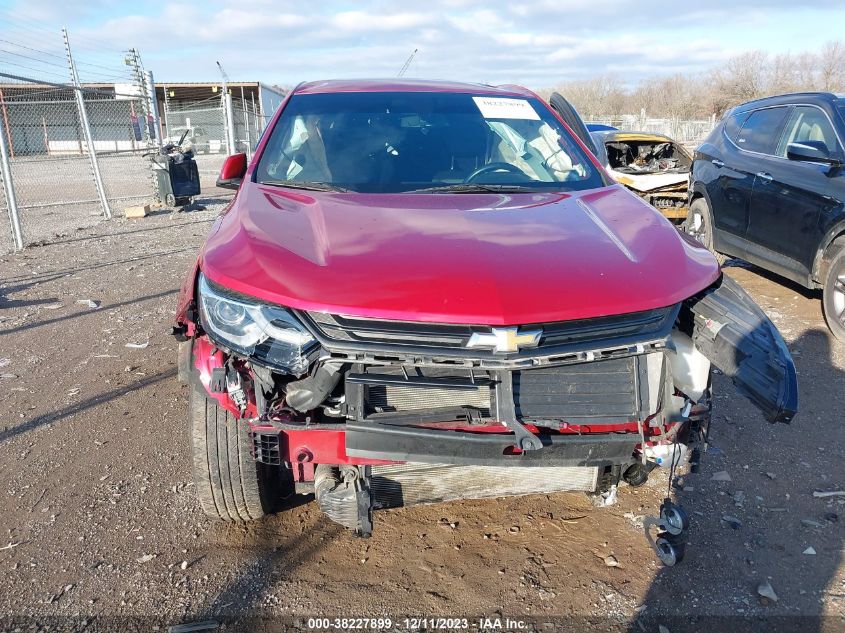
[201,184,718,325]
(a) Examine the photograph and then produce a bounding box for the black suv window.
[776,106,841,157]
[735,107,788,154]
[723,112,748,142]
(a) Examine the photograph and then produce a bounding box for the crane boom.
[397,48,418,77]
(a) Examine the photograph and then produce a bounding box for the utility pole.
[124,48,156,149]
[63,27,111,219]
[145,70,160,142]
[125,48,160,202]
[216,61,236,155]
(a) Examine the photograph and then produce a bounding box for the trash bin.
[150,151,201,207]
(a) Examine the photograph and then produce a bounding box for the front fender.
[683,274,798,423]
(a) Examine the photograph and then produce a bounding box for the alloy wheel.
[832,272,845,327]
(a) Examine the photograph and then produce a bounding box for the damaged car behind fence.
[173,79,798,566]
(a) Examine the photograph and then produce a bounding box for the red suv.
[174,80,797,565]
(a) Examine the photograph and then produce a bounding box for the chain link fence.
[584,114,717,145]
[0,76,157,251]
[163,94,263,191]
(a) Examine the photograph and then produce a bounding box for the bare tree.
[819,41,845,91]
[538,40,845,121]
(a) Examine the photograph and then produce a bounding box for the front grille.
[301,305,677,358]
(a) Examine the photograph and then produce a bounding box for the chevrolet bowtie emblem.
[466,327,542,353]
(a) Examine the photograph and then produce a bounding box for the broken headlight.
[198,273,315,374]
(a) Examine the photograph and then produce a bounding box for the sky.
[2,0,845,88]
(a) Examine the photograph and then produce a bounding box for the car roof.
[731,91,841,113]
[293,78,536,97]
[586,123,619,132]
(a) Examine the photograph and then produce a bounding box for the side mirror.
[786,141,836,164]
[216,153,248,189]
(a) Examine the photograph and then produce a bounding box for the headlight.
[198,273,315,374]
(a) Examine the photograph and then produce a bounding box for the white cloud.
[4,0,844,87]
[330,11,434,32]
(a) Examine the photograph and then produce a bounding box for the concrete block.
[124,204,150,219]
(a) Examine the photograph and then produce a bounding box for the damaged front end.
[176,270,796,563]
[600,133,692,224]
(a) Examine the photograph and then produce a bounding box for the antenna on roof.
[397,48,418,77]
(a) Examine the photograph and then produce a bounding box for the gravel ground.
[1,203,844,632]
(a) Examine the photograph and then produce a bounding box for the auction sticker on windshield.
[472,97,540,120]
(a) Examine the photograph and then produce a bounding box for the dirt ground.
[1,200,844,632]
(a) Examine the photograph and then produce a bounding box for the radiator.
[367,383,491,413]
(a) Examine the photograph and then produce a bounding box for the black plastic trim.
[346,373,493,390]
[684,274,798,423]
[345,421,638,467]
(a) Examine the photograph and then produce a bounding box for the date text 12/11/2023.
[306,617,528,630]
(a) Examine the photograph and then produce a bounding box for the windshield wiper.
[409,183,547,193]
[260,179,349,192]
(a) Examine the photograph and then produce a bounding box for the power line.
[0,38,67,61]
[0,30,135,88]
[0,57,70,79]
[0,49,131,84]
[0,10,144,60]
[0,37,133,75]
[0,47,71,69]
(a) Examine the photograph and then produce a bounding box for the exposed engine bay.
[606,139,691,175]
[176,271,796,565]
[592,132,693,224]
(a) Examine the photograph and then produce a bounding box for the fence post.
[223,92,236,155]
[162,85,170,139]
[0,118,24,251]
[240,86,251,158]
[145,71,161,145]
[62,28,112,220]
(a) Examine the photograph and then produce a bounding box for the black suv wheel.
[823,248,845,342]
[686,197,725,264]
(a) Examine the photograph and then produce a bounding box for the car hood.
[200,183,719,325]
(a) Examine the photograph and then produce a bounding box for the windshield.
[255,91,605,193]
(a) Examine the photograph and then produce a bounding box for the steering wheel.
[464,162,525,183]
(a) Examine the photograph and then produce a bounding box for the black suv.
[688,92,845,340]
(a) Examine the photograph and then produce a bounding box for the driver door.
[746,105,843,277]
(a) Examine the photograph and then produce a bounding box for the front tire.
[686,197,725,264]
[822,248,845,342]
[189,383,280,521]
